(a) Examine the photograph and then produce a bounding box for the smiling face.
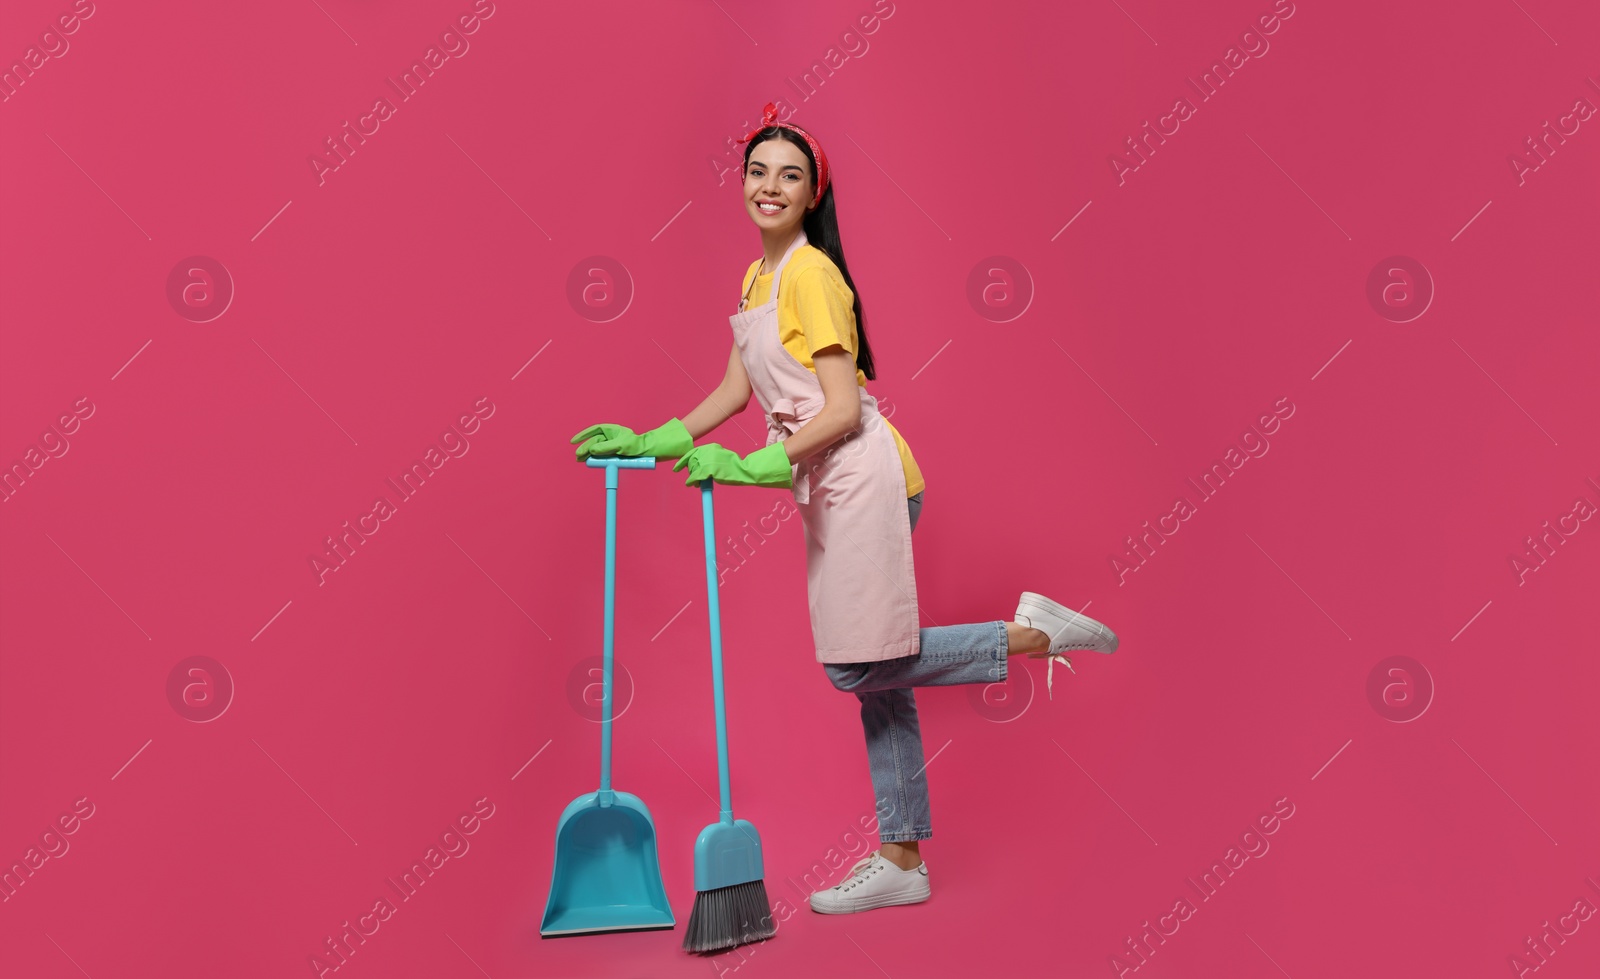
[743,138,814,232]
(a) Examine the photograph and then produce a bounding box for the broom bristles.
[681,879,778,953]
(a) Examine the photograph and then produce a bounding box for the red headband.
[736,102,830,207]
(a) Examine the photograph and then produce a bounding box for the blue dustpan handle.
[584,457,658,470]
[585,455,656,806]
[699,479,736,823]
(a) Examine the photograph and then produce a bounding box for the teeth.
[758,202,784,210]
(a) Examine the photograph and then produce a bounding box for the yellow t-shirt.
[741,246,925,498]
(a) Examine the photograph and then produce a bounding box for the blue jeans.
[821,490,1010,843]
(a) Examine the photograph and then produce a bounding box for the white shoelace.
[1045,654,1075,699]
[835,854,887,891]
[1023,604,1097,699]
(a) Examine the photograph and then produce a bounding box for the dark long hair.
[742,126,878,380]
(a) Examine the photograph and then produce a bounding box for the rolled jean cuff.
[987,619,1009,684]
[880,830,933,844]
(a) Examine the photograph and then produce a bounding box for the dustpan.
[540,455,675,937]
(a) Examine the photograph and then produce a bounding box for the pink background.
[3,1,1598,977]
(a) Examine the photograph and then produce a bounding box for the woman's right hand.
[572,423,644,460]
[571,418,694,461]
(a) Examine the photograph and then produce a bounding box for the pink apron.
[729,230,920,664]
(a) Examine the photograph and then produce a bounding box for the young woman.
[570,102,1119,915]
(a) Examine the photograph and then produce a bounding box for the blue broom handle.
[585,456,655,807]
[699,479,735,823]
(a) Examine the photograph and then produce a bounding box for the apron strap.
[741,229,809,311]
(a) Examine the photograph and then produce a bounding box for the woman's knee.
[824,663,866,692]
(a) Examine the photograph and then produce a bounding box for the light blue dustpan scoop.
[540,790,675,936]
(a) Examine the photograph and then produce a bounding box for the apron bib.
[728,230,920,664]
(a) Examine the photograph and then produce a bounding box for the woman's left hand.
[673,442,793,488]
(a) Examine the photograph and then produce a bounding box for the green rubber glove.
[571,418,694,461]
[673,442,793,488]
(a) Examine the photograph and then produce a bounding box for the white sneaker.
[1014,592,1119,699]
[808,851,930,914]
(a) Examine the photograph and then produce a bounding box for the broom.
[683,479,778,953]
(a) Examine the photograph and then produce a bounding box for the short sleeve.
[793,266,856,359]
